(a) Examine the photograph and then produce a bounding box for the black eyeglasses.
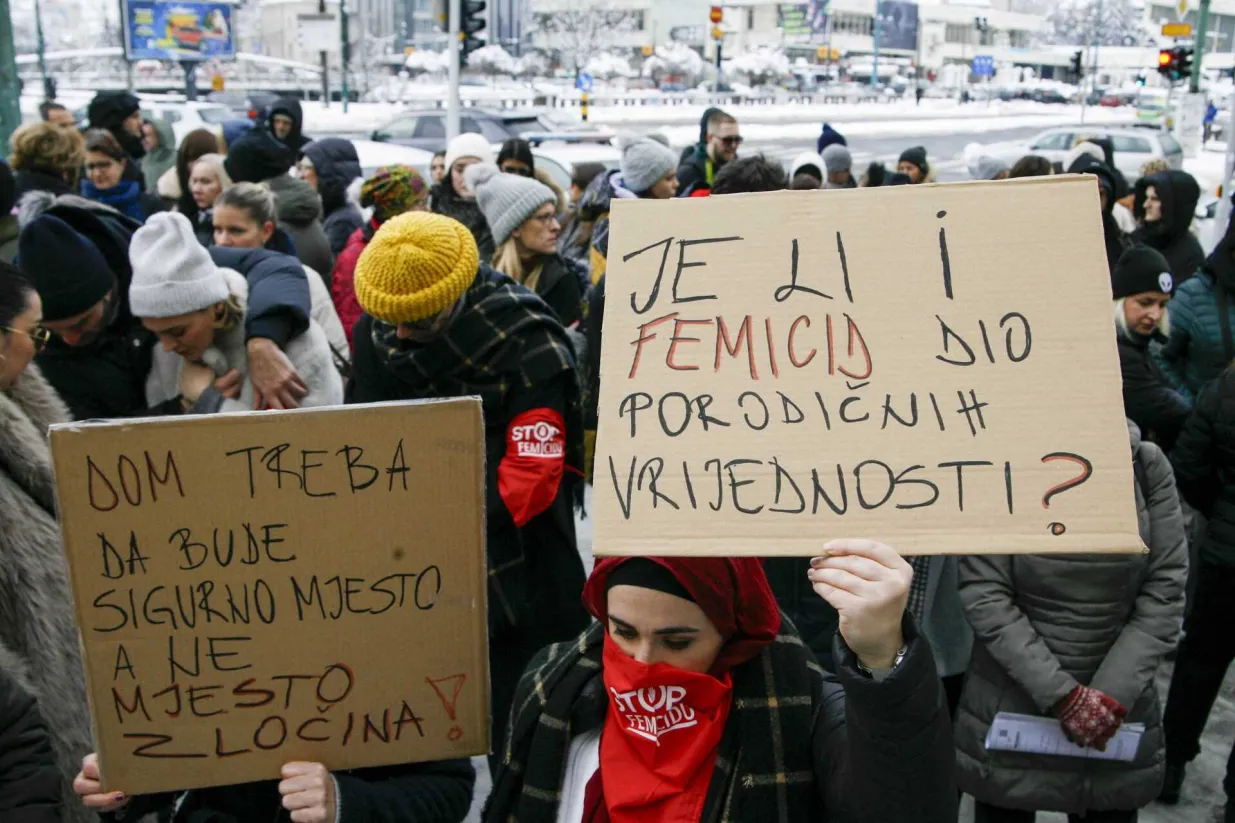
[1,325,51,353]
[719,136,744,147]
[501,164,534,178]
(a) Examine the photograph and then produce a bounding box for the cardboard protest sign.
[50,399,489,794]
[593,176,1143,556]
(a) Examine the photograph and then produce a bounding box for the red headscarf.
[583,556,781,675]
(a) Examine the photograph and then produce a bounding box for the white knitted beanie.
[128,212,230,318]
[445,132,495,174]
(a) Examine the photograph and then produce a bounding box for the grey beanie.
[620,134,679,193]
[969,153,1009,180]
[822,143,852,174]
[466,162,557,248]
[129,212,230,318]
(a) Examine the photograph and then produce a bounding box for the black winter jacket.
[267,97,312,153]
[530,252,585,329]
[430,182,495,261]
[106,759,475,823]
[302,138,365,258]
[1117,327,1192,451]
[1133,170,1204,283]
[1156,234,1235,400]
[14,167,73,200]
[1171,368,1235,566]
[0,668,61,823]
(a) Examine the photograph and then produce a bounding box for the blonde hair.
[191,153,233,190]
[492,237,545,291]
[8,121,85,184]
[1141,158,1171,178]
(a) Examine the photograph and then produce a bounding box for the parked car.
[350,139,436,181]
[531,142,622,193]
[207,90,281,122]
[983,126,1183,181]
[370,108,562,151]
[1030,88,1070,104]
[134,101,231,146]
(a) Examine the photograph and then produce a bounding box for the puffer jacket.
[301,138,364,258]
[1170,367,1235,567]
[1156,233,1235,400]
[431,181,494,261]
[1117,324,1191,451]
[1133,170,1203,284]
[330,222,373,348]
[581,169,637,284]
[954,421,1187,814]
[267,173,334,286]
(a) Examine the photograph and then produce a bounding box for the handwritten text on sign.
[50,399,489,794]
[594,178,1142,556]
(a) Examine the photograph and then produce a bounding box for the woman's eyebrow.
[610,615,699,635]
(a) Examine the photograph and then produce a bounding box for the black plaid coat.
[485,615,958,823]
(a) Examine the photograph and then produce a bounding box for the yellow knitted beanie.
[354,212,479,324]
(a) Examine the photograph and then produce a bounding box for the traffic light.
[1157,46,1194,82]
[1070,50,1083,75]
[460,0,486,62]
[710,6,723,24]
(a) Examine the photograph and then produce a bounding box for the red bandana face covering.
[597,633,734,823]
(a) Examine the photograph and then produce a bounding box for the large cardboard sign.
[594,177,1143,556]
[50,399,489,794]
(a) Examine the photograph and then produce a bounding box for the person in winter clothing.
[817,121,847,154]
[220,117,255,153]
[898,145,932,184]
[332,165,430,347]
[1010,155,1054,178]
[497,137,536,177]
[470,164,586,329]
[956,419,1187,822]
[211,183,350,358]
[676,109,739,196]
[585,135,678,284]
[16,191,318,417]
[347,211,591,773]
[711,154,788,195]
[822,143,856,189]
[860,162,911,187]
[430,149,447,184]
[431,132,496,260]
[0,658,62,823]
[85,91,145,185]
[76,752,474,822]
[557,164,610,271]
[1068,149,1125,274]
[8,121,83,199]
[1113,246,1191,450]
[183,152,231,246]
[0,262,94,823]
[1156,222,1235,400]
[39,100,74,128]
[138,118,175,196]
[159,127,219,212]
[0,162,18,263]
[969,153,1010,181]
[267,96,310,152]
[129,212,343,413]
[80,130,165,222]
[788,151,825,187]
[1133,170,1204,284]
[484,546,958,823]
[1159,365,1235,813]
[300,137,365,259]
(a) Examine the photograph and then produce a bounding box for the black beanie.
[605,557,695,602]
[224,130,295,184]
[899,145,928,173]
[87,91,140,131]
[884,171,912,186]
[0,161,15,216]
[1112,246,1174,300]
[17,215,116,321]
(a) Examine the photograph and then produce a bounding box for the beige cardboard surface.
[593,176,1143,556]
[50,399,489,794]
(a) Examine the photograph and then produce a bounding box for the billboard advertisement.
[876,0,919,52]
[123,1,235,62]
[777,2,829,44]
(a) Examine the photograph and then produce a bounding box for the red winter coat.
[330,223,372,347]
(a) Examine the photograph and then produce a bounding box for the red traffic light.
[710,5,723,23]
[1159,49,1173,67]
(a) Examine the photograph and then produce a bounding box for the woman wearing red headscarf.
[484,539,956,823]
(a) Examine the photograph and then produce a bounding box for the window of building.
[1008,30,1030,48]
[945,23,973,44]
[832,12,871,36]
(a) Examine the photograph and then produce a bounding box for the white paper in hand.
[985,712,1145,763]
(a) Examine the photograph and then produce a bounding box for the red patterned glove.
[1056,685,1128,751]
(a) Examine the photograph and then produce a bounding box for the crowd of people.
[0,94,1229,823]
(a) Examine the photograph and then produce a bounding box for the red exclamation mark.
[426,674,468,741]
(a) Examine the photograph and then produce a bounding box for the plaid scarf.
[906,556,931,622]
[484,620,823,823]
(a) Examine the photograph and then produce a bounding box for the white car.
[351,140,436,180]
[139,101,233,146]
[532,142,623,193]
[983,127,1183,181]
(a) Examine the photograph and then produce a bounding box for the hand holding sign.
[279,761,337,823]
[73,753,129,813]
[808,540,910,670]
